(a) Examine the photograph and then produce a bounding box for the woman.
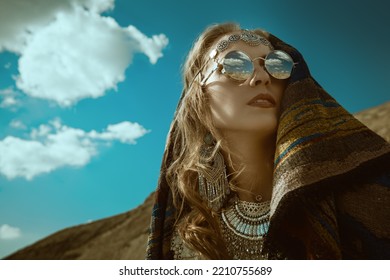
[146,23,390,259]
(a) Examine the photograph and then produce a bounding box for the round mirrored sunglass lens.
[264,50,294,79]
[222,51,253,81]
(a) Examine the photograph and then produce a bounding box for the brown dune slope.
[5,193,155,260]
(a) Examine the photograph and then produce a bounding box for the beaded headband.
[216,30,274,52]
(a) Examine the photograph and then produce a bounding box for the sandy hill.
[4,102,390,260]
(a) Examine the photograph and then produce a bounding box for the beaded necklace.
[220,198,270,260]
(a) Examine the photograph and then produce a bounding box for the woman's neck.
[221,130,276,202]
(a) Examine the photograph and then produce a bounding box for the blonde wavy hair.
[165,22,270,259]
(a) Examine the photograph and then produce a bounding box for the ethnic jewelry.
[220,198,270,260]
[198,133,230,211]
[216,30,273,52]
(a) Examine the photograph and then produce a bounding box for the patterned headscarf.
[146,31,390,259]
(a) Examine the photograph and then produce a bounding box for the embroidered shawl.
[146,33,390,260]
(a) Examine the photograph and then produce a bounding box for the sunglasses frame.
[201,49,297,86]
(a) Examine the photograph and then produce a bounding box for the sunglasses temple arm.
[187,56,215,89]
[200,62,219,86]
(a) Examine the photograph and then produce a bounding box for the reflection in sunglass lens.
[264,50,294,79]
[222,51,253,81]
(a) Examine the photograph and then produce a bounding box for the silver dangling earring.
[198,133,230,211]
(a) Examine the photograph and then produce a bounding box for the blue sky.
[0,0,389,258]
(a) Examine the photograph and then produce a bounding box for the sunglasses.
[201,49,296,85]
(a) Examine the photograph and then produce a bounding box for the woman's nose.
[249,64,270,87]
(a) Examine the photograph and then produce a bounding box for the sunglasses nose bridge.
[252,56,266,65]
[251,57,268,75]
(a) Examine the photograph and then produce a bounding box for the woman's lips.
[247,93,276,108]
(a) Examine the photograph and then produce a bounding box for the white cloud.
[0,224,22,240]
[0,119,150,180]
[125,25,169,64]
[0,0,115,53]
[4,62,11,69]
[81,0,115,13]
[0,87,21,109]
[0,0,168,106]
[0,88,16,95]
[9,120,27,130]
[89,121,149,144]
[0,96,18,108]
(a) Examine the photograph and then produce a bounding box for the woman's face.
[204,37,287,138]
